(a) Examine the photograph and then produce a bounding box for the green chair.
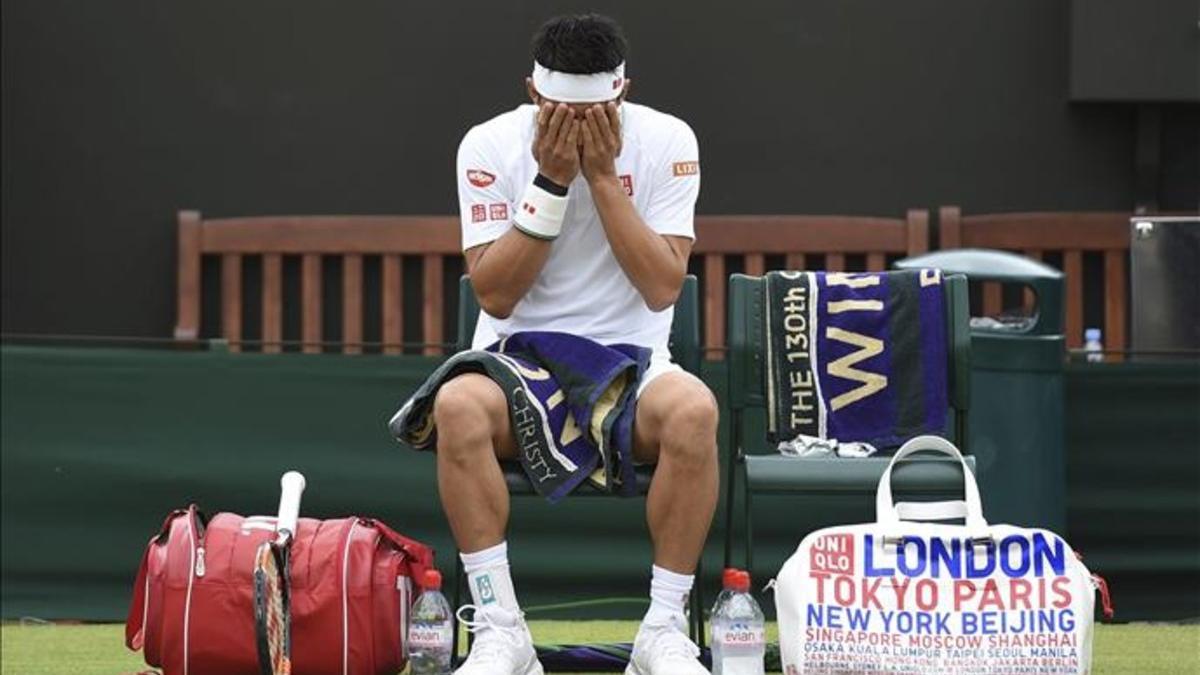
[722,272,975,575]
[452,274,706,661]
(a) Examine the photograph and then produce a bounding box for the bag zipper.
[183,507,200,675]
[1092,573,1114,620]
[341,520,360,675]
[194,547,206,578]
[397,562,411,663]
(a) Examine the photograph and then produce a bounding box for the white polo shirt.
[456,102,701,358]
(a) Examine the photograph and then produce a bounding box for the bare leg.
[433,373,518,553]
[633,372,720,573]
[435,375,539,671]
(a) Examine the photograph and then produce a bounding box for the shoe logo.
[475,575,497,605]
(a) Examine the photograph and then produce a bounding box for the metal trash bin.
[896,249,1066,532]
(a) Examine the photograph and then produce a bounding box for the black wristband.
[533,173,569,197]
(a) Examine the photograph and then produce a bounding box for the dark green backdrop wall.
[2,0,1197,338]
[2,346,1197,622]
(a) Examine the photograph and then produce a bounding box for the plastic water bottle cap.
[722,568,741,590]
[423,569,443,590]
[734,570,752,593]
[1085,328,1101,341]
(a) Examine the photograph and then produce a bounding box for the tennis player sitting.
[410,13,716,675]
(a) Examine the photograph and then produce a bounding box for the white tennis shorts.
[636,353,684,398]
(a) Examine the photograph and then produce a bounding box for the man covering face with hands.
[531,99,625,185]
[437,13,716,675]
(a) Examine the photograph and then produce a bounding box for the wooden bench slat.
[342,255,363,355]
[1023,249,1042,309]
[199,216,460,254]
[301,254,322,354]
[423,254,444,356]
[906,209,930,254]
[744,254,765,276]
[866,252,885,271]
[786,253,805,271]
[221,254,242,353]
[982,282,1003,318]
[825,253,845,272]
[1064,250,1083,348]
[705,254,725,359]
[382,255,403,355]
[694,216,910,254]
[262,254,282,354]
[950,212,1128,250]
[1104,249,1127,359]
[174,211,202,340]
[939,206,962,248]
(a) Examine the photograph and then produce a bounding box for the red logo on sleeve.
[467,169,496,188]
[489,203,508,221]
[470,204,487,223]
[619,174,634,196]
[672,161,700,177]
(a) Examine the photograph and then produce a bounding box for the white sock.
[644,564,693,626]
[461,541,519,613]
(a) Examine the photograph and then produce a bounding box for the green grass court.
[2,621,1196,674]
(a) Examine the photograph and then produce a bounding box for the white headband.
[532,61,626,103]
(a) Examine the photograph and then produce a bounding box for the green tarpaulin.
[2,346,1197,621]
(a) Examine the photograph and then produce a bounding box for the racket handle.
[276,471,307,539]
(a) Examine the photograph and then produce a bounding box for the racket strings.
[255,546,292,674]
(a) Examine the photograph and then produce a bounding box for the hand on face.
[579,102,622,183]
[532,102,581,187]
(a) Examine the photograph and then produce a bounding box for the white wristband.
[513,181,568,240]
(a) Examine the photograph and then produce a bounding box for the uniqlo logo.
[810,534,854,575]
[619,174,633,196]
[489,203,508,221]
[470,204,486,223]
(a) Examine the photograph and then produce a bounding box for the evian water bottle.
[710,568,742,668]
[1085,328,1104,362]
[712,570,766,675]
[408,569,453,674]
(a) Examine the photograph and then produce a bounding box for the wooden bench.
[173,211,460,355]
[692,211,930,355]
[939,207,1130,350]
[174,209,930,356]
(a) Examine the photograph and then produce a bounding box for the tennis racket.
[254,471,306,675]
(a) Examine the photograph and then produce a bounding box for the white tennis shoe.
[454,604,543,675]
[625,614,710,675]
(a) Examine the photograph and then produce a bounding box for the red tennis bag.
[125,505,435,675]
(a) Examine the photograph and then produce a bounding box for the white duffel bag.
[774,435,1112,675]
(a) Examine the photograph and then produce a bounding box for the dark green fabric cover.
[1,347,1196,621]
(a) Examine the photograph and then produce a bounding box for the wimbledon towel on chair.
[764,269,948,449]
[388,331,651,502]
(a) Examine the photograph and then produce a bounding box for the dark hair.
[531,14,627,74]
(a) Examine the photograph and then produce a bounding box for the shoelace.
[456,604,527,661]
[645,622,700,660]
